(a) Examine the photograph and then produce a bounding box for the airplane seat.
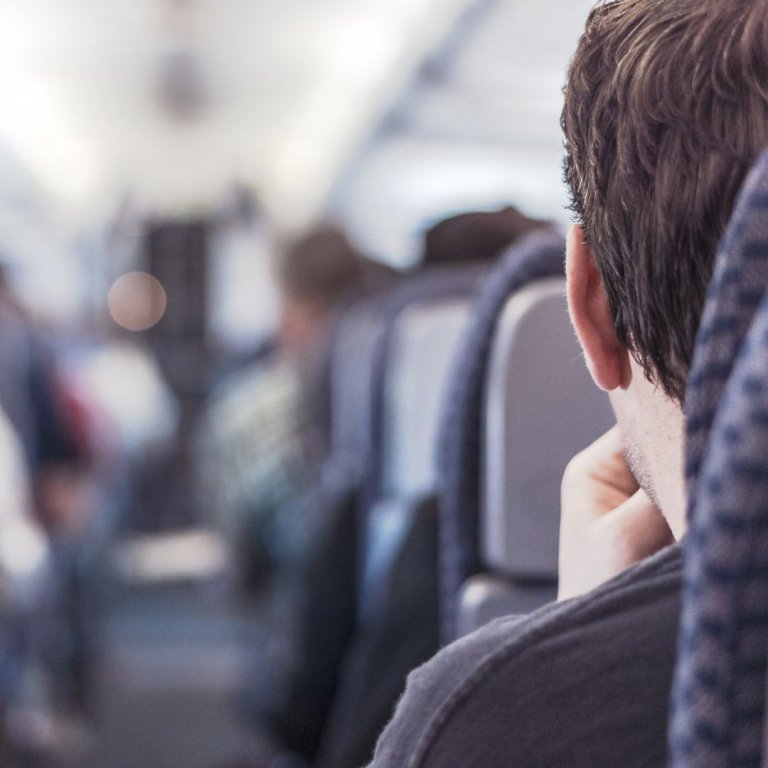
[256,291,392,758]
[360,295,473,622]
[456,277,613,638]
[309,262,487,615]
[668,149,768,768]
[317,261,468,497]
[436,229,567,643]
[310,267,400,473]
[311,274,484,768]
[269,263,487,767]
[362,264,490,504]
[383,300,473,499]
[324,295,392,493]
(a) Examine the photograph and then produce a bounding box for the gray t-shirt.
[368,544,682,768]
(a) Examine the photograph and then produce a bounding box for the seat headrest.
[670,149,768,767]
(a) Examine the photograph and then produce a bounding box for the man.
[366,1,768,766]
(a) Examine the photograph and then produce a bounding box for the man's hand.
[557,426,674,601]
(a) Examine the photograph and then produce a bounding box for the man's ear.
[565,224,628,391]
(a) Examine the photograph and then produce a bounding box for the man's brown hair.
[562,0,768,403]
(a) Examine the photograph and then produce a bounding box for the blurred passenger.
[367,2,768,767]
[0,268,97,541]
[420,205,548,267]
[276,225,367,356]
[273,225,389,464]
[0,407,46,615]
[200,225,379,584]
[0,267,39,467]
[0,405,51,761]
[0,268,104,723]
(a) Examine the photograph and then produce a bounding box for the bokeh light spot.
[108,272,167,332]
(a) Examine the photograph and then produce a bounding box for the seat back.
[382,299,472,499]
[482,277,613,581]
[328,299,389,486]
[320,263,488,624]
[436,230,566,642]
[365,264,489,505]
[312,269,485,768]
[361,295,474,622]
[669,150,768,768]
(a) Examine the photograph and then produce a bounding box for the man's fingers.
[562,425,639,513]
[606,489,675,564]
[559,432,674,600]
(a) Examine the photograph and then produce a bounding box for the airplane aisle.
[51,579,274,768]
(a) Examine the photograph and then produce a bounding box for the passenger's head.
[274,224,366,353]
[422,206,548,266]
[563,0,768,404]
[561,0,768,529]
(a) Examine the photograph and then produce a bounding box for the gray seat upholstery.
[456,277,613,636]
[382,300,472,499]
[328,299,389,487]
[361,298,472,621]
[366,264,489,505]
[456,573,555,638]
[482,278,613,577]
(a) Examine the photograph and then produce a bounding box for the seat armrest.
[456,573,556,638]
